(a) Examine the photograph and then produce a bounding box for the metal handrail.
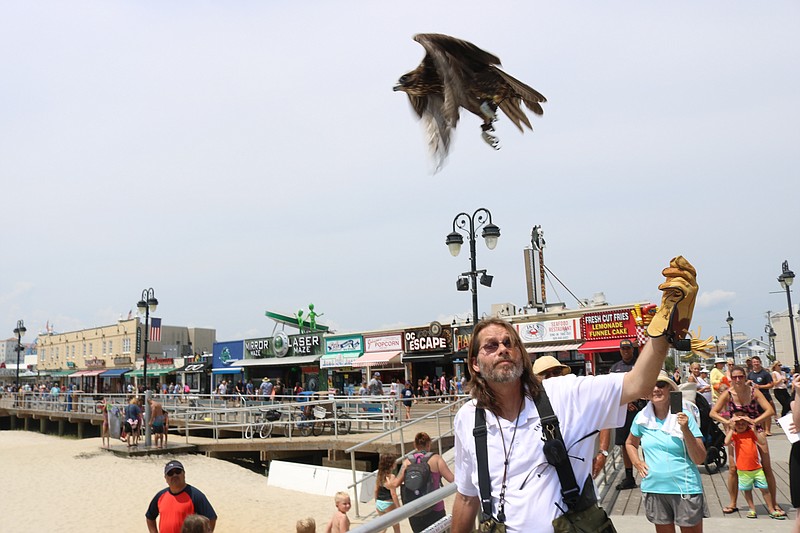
[349,483,457,533]
[345,396,467,518]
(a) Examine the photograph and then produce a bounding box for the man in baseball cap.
[146,460,217,533]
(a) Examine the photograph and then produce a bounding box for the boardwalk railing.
[344,396,467,519]
[0,391,404,443]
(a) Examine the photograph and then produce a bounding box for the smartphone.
[670,391,683,414]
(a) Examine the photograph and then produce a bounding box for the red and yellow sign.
[581,309,637,340]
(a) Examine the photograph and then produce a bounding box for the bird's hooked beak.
[393,83,403,92]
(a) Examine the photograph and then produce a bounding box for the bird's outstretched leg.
[480,101,497,121]
[481,123,500,150]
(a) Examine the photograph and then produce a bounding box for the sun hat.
[262,377,269,381]
[655,371,678,391]
[532,355,571,377]
[164,460,184,475]
[713,357,726,365]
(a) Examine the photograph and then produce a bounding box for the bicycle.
[244,407,280,439]
[284,405,314,437]
[311,405,352,436]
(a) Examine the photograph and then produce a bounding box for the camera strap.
[535,388,581,510]
[473,407,494,521]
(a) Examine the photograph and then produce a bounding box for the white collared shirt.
[454,373,626,533]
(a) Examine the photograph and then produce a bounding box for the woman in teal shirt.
[626,371,708,532]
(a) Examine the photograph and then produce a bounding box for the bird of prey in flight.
[394,33,546,171]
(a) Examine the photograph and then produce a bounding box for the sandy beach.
[0,431,433,532]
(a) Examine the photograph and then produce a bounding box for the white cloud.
[697,290,736,308]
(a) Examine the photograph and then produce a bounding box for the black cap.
[619,339,634,349]
[164,460,184,474]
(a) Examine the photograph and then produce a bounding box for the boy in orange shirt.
[724,409,785,519]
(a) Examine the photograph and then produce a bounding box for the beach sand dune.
[0,431,427,532]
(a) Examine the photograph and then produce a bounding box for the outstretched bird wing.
[413,33,502,128]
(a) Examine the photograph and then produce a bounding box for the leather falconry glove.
[690,335,715,358]
[646,256,698,349]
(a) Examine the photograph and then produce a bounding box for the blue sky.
[1,1,797,344]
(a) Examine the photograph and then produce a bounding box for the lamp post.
[778,261,799,373]
[766,324,777,361]
[714,336,720,357]
[137,288,158,448]
[726,311,735,363]
[446,208,500,323]
[13,319,26,389]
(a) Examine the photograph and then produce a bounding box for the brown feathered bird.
[394,33,546,171]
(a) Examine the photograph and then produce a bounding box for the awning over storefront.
[211,367,244,374]
[526,342,584,354]
[577,339,625,353]
[230,355,322,367]
[320,352,362,369]
[173,361,210,373]
[49,370,76,377]
[353,351,402,368]
[127,367,176,378]
[99,368,131,377]
[70,369,106,377]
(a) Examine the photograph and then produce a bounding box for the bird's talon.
[481,131,500,150]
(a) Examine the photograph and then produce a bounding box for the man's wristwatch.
[598,450,609,457]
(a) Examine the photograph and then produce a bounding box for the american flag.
[150,317,162,342]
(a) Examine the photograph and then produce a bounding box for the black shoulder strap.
[535,388,581,509]
[473,407,493,520]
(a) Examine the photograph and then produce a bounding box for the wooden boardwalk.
[601,432,795,520]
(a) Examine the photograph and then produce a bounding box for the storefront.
[232,332,323,392]
[320,335,362,394]
[69,369,105,393]
[211,340,245,391]
[98,368,131,393]
[578,308,644,374]
[401,323,454,394]
[450,325,473,384]
[172,361,210,394]
[127,366,176,390]
[516,318,586,375]
[352,333,405,391]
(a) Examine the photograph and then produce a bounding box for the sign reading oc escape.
[404,325,452,353]
[581,309,637,340]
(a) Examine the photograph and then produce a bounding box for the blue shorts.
[376,500,394,513]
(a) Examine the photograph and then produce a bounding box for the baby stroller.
[694,393,727,474]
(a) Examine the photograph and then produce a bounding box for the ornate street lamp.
[446,208,500,323]
[714,336,720,357]
[778,261,799,373]
[13,320,26,389]
[137,288,158,448]
[765,324,777,361]
[726,311,736,363]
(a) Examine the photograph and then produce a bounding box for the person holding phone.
[625,371,708,532]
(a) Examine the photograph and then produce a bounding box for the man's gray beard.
[478,358,523,383]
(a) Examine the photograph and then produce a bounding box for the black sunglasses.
[166,469,183,477]
[654,382,670,389]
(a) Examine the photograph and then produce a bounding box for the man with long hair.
[450,257,697,533]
